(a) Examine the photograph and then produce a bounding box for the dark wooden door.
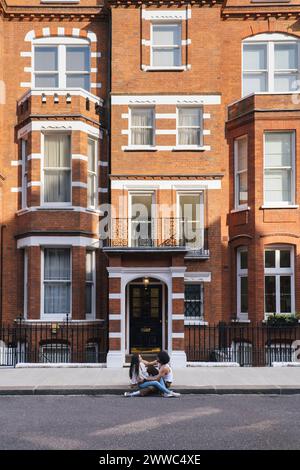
[129,285,162,352]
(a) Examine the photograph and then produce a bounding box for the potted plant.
[266,313,299,326]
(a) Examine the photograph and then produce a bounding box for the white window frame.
[128,191,155,247]
[184,283,204,320]
[85,250,96,320]
[150,21,182,69]
[176,191,204,249]
[21,139,28,209]
[263,131,295,207]
[234,135,248,210]
[87,137,98,209]
[41,247,72,321]
[264,245,295,317]
[41,132,72,208]
[128,106,155,149]
[242,33,300,97]
[176,106,203,149]
[32,37,91,91]
[237,247,248,321]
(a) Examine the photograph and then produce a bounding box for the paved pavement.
[1,366,300,394]
[0,394,299,450]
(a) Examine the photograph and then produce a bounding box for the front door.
[129,284,162,353]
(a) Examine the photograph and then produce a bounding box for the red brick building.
[1,0,300,367]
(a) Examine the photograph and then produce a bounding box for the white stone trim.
[20,82,31,88]
[110,179,221,190]
[41,0,80,3]
[27,181,41,188]
[91,83,102,89]
[184,272,212,283]
[42,27,50,37]
[11,187,22,193]
[87,31,97,43]
[16,206,103,216]
[109,332,122,338]
[155,129,177,135]
[112,95,221,105]
[203,113,211,119]
[182,39,191,46]
[18,88,103,105]
[28,153,41,160]
[72,28,80,37]
[72,182,87,189]
[122,145,211,151]
[20,51,32,58]
[110,314,121,320]
[98,161,108,167]
[57,27,65,36]
[172,314,185,320]
[98,188,108,193]
[17,121,101,139]
[25,30,35,42]
[109,293,121,300]
[11,160,22,167]
[91,52,102,58]
[72,154,88,162]
[172,293,185,299]
[142,9,191,20]
[172,333,185,338]
[24,67,32,73]
[17,236,100,249]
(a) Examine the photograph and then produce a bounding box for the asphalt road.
[0,395,299,450]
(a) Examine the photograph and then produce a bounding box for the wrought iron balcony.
[103,218,209,258]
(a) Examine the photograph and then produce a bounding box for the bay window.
[234,135,248,209]
[43,248,71,317]
[237,248,248,321]
[242,35,299,96]
[264,132,294,206]
[87,138,97,208]
[129,107,154,147]
[151,23,182,68]
[43,134,71,204]
[264,247,294,316]
[34,40,90,91]
[177,107,202,147]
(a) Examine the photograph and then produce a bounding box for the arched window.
[242,33,300,96]
[33,36,91,91]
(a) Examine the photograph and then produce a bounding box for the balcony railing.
[103,218,209,256]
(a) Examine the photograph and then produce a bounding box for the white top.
[130,362,148,385]
[164,365,173,383]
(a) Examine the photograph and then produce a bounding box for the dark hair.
[129,354,140,380]
[157,350,170,365]
[147,364,158,376]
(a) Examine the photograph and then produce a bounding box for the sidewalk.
[1,366,300,395]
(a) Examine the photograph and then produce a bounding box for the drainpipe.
[0,224,6,326]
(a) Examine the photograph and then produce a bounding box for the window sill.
[230,206,250,213]
[184,319,208,325]
[172,146,208,152]
[122,146,157,152]
[261,205,299,209]
[231,318,251,323]
[142,66,189,72]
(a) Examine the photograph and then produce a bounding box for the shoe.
[124,392,132,397]
[170,391,181,397]
[163,392,180,398]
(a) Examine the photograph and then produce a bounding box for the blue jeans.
[139,378,171,394]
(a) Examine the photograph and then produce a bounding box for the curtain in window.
[87,139,97,207]
[85,251,94,315]
[44,134,71,203]
[178,108,201,145]
[152,24,181,67]
[131,108,153,145]
[44,249,71,315]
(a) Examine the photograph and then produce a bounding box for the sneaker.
[170,391,181,397]
[163,392,180,398]
[124,392,132,397]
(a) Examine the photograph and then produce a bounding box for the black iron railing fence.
[0,321,108,366]
[185,322,300,366]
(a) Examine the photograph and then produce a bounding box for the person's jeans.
[139,378,171,394]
